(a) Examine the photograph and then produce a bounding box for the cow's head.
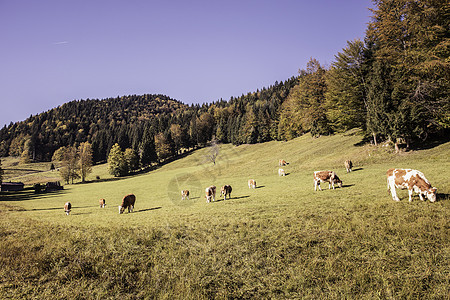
[427,187,437,202]
[118,205,125,214]
[334,176,343,188]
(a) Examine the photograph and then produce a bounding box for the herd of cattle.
[63,159,438,215]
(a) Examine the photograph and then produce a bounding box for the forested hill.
[1,1,448,167]
[0,78,298,163]
[0,94,185,161]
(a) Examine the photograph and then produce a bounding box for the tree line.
[0,0,448,173]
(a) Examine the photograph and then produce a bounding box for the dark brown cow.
[181,190,190,201]
[64,202,71,215]
[119,194,136,214]
[387,168,437,202]
[205,186,216,203]
[99,198,106,208]
[344,160,353,173]
[314,171,342,191]
[221,185,232,200]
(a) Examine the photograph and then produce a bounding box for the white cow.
[205,186,216,203]
[386,168,437,202]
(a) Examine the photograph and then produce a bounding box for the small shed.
[1,182,25,192]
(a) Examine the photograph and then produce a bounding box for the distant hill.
[0,78,298,163]
[0,94,186,161]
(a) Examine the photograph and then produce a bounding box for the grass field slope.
[1,130,449,299]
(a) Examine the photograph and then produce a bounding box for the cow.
[344,160,353,173]
[248,179,256,189]
[99,198,106,208]
[64,202,71,215]
[118,194,136,214]
[314,171,342,191]
[278,168,286,176]
[221,185,232,200]
[205,186,216,203]
[181,190,190,201]
[386,168,437,202]
[279,159,289,166]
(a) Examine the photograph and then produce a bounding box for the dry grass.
[1,131,449,299]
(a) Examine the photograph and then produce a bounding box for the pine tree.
[325,39,368,132]
[366,0,449,148]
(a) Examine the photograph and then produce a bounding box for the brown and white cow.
[314,171,342,191]
[344,160,353,173]
[248,179,256,189]
[221,185,232,200]
[386,168,437,202]
[99,198,106,208]
[119,194,136,214]
[279,159,288,166]
[278,168,286,176]
[64,202,71,215]
[205,186,216,203]
[181,190,190,201]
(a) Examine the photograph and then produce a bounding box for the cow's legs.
[418,193,424,201]
[316,180,322,191]
[388,181,400,201]
[408,189,413,202]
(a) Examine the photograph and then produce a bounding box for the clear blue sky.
[0,0,373,128]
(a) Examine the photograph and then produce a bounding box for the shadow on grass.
[70,212,93,216]
[134,207,162,213]
[351,167,364,172]
[0,189,67,202]
[29,205,98,212]
[437,193,450,201]
[255,185,265,189]
[221,195,250,201]
[341,184,355,188]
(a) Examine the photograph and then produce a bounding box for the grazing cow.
[314,171,342,191]
[64,202,71,215]
[344,160,353,173]
[278,168,286,176]
[221,185,232,200]
[386,168,437,202]
[205,186,216,203]
[99,198,106,208]
[118,194,136,214]
[279,159,288,166]
[181,190,190,201]
[248,179,256,189]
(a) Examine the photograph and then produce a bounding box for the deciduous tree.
[108,143,128,177]
[78,142,93,183]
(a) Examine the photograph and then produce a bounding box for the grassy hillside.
[1,131,449,299]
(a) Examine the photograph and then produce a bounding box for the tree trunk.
[372,132,378,146]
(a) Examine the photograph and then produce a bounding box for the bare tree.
[208,137,219,165]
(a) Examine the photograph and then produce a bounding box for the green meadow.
[1,130,449,299]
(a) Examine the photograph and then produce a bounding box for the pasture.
[1,130,449,299]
